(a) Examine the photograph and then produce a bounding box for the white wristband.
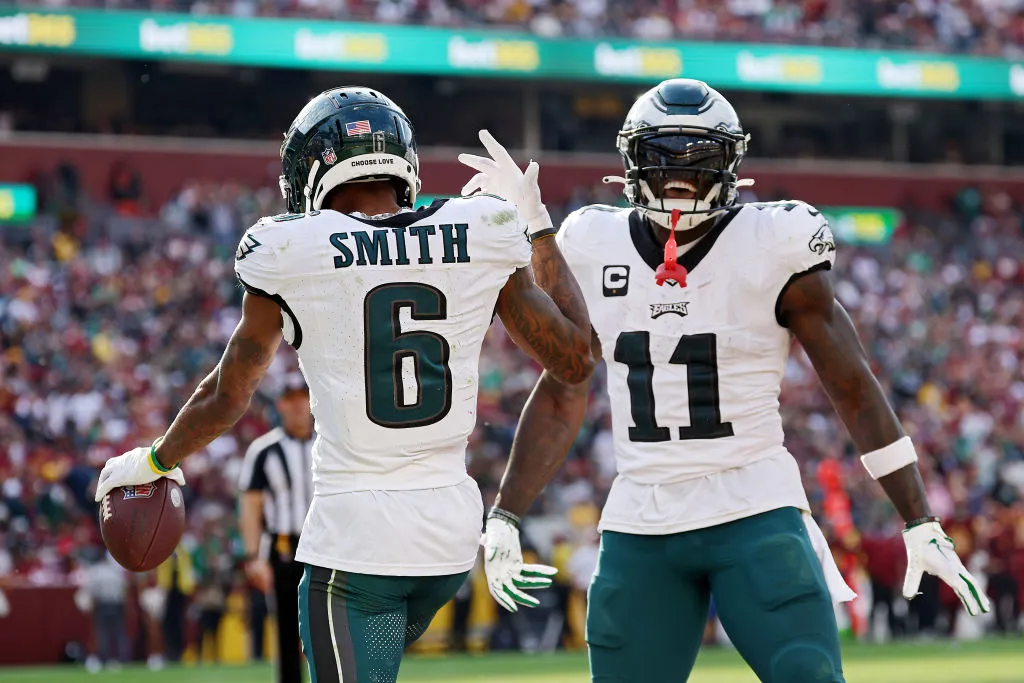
[860,436,918,480]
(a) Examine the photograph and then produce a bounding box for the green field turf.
[5,640,1024,683]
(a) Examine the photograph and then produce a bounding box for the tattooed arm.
[780,270,932,521]
[153,292,283,468]
[528,236,590,335]
[491,236,598,515]
[495,236,595,385]
[495,330,601,516]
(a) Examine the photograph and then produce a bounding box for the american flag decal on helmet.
[344,120,372,136]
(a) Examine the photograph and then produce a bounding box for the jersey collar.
[628,207,739,275]
[344,198,449,228]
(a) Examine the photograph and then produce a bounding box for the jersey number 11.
[614,331,734,442]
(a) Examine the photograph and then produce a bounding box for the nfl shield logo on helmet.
[122,483,157,500]
[322,147,338,165]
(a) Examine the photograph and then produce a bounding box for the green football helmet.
[279,87,421,214]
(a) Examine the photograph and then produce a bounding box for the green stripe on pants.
[298,566,318,683]
[298,564,469,683]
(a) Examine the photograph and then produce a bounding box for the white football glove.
[902,521,991,616]
[482,515,558,612]
[94,442,186,503]
[458,129,554,239]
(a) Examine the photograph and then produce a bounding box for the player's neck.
[326,182,401,216]
[283,424,313,441]
[646,216,717,249]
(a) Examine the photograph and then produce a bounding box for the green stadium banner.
[821,206,902,245]
[2,7,1020,99]
[0,184,37,223]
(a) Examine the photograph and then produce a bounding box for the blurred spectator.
[986,504,1022,633]
[860,532,907,639]
[155,547,196,663]
[192,516,234,663]
[82,549,130,672]
[447,572,474,652]
[107,162,144,217]
[13,0,1024,57]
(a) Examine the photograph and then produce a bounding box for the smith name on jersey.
[234,195,530,574]
[557,200,837,534]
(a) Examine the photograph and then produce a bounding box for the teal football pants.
[586,507,845,683]
[298,565,468,683]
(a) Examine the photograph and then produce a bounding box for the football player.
[478,79,991,682]
[94,87,595,682]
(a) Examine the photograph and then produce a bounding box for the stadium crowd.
[19,0,1024,57]
[0,164,1022,662]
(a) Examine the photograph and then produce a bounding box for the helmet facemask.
[624,128,743,231]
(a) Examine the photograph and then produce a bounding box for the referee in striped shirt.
[239,372,314,683]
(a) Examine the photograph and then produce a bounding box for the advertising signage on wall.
[1,7,1022,100]
[820,206,902,245]
[0,184,37,223]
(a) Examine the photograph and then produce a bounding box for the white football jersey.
[235,195,530,574]
[557,201,837,534]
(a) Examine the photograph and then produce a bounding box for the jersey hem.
[597,500,811,536]
[311,473,472,495]
[294,549,477,577]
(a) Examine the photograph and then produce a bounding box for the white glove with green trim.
[458,129,555,240]
[94,440,185,502]
[902,520,991,616]
[482,514,558,612]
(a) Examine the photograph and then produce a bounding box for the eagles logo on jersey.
[809,223,836,256]
[235,232,261,261]
[650,302,688,319]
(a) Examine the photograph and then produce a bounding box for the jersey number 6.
[364,283,453,429]
[614,331,734,442]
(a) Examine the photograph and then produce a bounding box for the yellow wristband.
[148,437,176,474]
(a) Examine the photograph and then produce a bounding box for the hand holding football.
[99,478,186,572]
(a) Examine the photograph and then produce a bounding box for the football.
[99,478,186,572]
